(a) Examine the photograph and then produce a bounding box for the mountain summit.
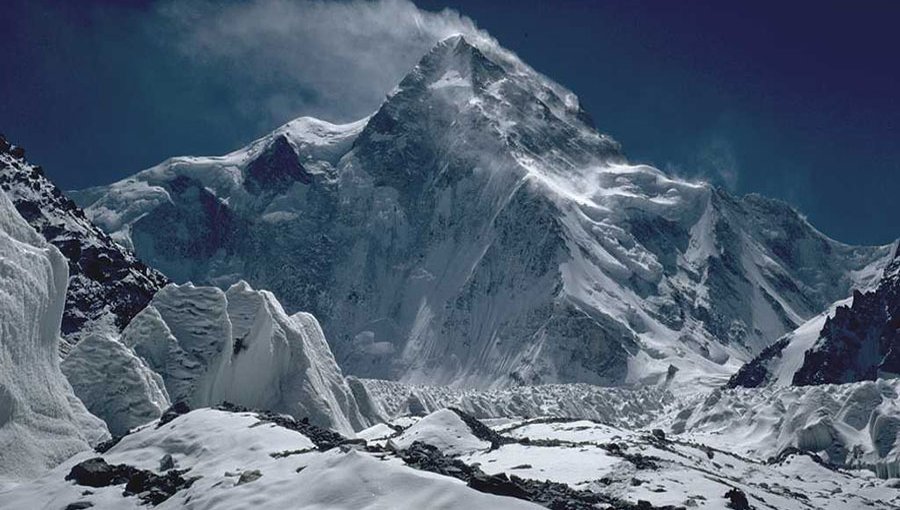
[73,36,892,390]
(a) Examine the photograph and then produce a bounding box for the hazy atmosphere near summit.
[1,1,899,509]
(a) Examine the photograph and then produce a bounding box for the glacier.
[61,333,170,437]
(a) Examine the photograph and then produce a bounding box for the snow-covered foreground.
[2,405,897,509]
[0,408,540,510]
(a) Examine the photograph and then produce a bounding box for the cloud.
[151,0,488,128]
[695,136,739,190]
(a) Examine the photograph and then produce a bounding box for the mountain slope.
[0,135,167,353]
[74,36,892,390]
[729,242,900,388]
[0,188,108,483]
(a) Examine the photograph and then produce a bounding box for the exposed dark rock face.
[244,135,312,194]
[65,457,197,506]
[726,337,790,388]
[793,247,900,385]
[0,134,167,353]
[724,487,751,509]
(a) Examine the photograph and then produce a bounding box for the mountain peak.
[397,33,504,96]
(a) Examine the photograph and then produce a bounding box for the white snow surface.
[123,281,365,435]
[0,408,542,510]
[393,408,489,455]
[0,190,109,483]
[61,333,170,436]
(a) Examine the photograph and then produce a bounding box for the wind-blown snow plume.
[155,0,492,125]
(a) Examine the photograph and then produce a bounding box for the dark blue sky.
[2,0,898,245]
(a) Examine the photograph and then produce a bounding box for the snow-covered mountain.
[121,281,366,435]
[730,242,900,388]
[0,135,167,353]
[0,188,108,483]
[74,36,892,390]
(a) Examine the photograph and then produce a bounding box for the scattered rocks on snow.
[215,402,364,451]
[158,401,191,427]
[236,469,262,485]
[63,503,94,510]
[724,487,751,510]
[448,407,515,449]
[65,457,198,506]
[159,454,175,472]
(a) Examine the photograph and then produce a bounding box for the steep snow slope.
[0,189,108,483]
[794,244,900,384]
[730,242,900,388]
[727,298,850,388]
[74,36,891,390]
[61,334,170,436]
[0,135,167,353]
[123,281,365,434]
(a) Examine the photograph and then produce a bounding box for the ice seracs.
[122,280,366,435]
[0,189,108,483]
[668,378,900,478]
[61,334,170,437]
